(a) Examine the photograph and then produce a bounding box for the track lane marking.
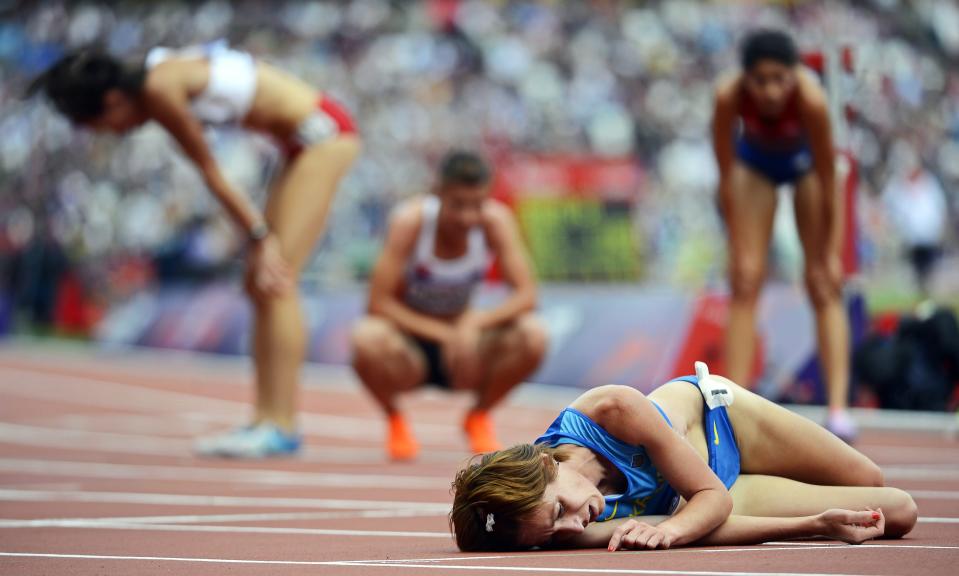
[0,552,874,576]
[0,488,450,511]
[0,458,448,490]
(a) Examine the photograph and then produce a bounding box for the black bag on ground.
[853,307,959,411]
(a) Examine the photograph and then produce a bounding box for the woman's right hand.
[607,519,675,551]
[248,235,294,299]
[815,508,885,544]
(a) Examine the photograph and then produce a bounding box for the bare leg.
[725,163,778,387]
[252,136,361,432]
[471,314,548,411]
[351,315,429,460]
[351,316,427,415]
[793,173,851,418]
[460,314,548,454]
[718,375,882,486]
[729,474,917,538]
[249,289,306,432]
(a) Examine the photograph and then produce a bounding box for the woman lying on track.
[450,364,917,551]
[30,41,361,458]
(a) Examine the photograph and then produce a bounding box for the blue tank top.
[535,405,680,521]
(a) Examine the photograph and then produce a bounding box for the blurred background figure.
[882,139,949,300]
[352,151,547,460]
[28,39,361,458]
[712,29,854,440]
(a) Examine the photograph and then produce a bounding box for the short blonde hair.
[449,443,565,551]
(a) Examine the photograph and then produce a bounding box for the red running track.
[0,342,957,575]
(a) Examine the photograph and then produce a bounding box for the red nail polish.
[872,512,880,520]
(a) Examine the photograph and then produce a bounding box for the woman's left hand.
[607,519,675,551]
[815,508,885,544]
[248,235,294,298]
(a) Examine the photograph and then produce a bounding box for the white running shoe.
[194,423,302,458]
[826,410,859,444]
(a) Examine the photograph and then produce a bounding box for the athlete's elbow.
[367,295,394,317]
[590,386,637,422]
[522,288,538,312]
[718,489,734,519]
[368,298,385,316]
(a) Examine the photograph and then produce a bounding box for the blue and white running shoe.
[194,423,302,458]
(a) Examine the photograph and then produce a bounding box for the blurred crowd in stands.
[1,0,958,334]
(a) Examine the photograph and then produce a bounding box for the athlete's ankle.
[266,418,298,434]
[463,410,501,454]
[387,413,418,460]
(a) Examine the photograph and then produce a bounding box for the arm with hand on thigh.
[797,72,840,258]
[367,200,456,343]
[144,66,295,298]
[712,75,740,227]
[467,201,539,330]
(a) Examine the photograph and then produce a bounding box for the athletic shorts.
[670,375,741,490]
[284,95,358,157]
[411,336,451,389]
[735,136,812,186]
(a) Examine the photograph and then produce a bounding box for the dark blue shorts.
[411,337,451,389]
[670,376,741,490]
[735,137,812,186]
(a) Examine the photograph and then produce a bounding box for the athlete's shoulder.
[569,385,647,425]
[795,68,828,114]
[483,198,519,250]
[391,196,429,220]
[713,73,742,106]
[142,55,205,103]
[481,198,514,223]
[387,197,427,240]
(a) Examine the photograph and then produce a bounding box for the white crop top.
[403,196,490,317]
[146,40,257,124]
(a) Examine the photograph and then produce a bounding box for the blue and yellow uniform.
[534,376,740,522]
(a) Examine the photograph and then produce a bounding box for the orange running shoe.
[463,410,502,454]
[388,413,419,461]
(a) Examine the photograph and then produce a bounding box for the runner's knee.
[804,265,840,308]
[516,315,549,361]
[730,259,765,302]
[351,317,397,362]
[882,488,917,538]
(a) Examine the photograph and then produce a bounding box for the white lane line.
[762,542,844,547]
[0,552,871,576]
[0,421,467,464]
[0,422,194,457]
[0,551,354,566]
[0,488,450,511]
[908,490,959,500]
[0,508,445,527]
[48,413,213,436]
[0,458,448,490]
[360,542,959,566]
[881,467,959,480]
[0,520,450,538]
[336,561,916,575]
[0,367,464,444]
[2,418,956,469]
